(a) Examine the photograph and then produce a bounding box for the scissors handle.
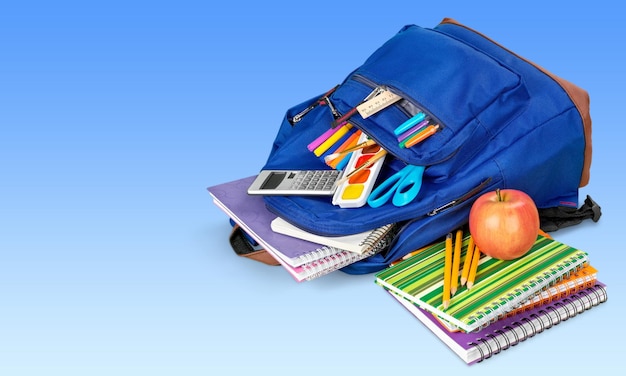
[367,170,402,208]
[392,165,424,207]
[367,165,425,208]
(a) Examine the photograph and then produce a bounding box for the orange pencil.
[466,245,481,290]
[450,228,463,296]
[442,233,453,309]
[460,236,475,286]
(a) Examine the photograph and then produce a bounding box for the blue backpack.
[258,18,597,274]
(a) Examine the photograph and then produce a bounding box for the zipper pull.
[289,85,339,125]
[331,86,385,128]
[427,177,493,216]
[324,97,340,119]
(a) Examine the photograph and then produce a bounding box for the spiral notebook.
[271,217,393,255]
[208,176,396,281]
[388,281,607,364]
[375,234,590,332]
[436,263,598,332]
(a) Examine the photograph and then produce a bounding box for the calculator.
[247,170,343,196]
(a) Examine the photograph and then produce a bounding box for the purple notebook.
[388,282,607,365]
[208,176,388,281]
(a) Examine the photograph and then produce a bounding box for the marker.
[313,123,353,157]
[401,124,439,148]
[396,119,430,143]
[394,112,426,136]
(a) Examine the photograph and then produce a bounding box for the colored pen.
[334,153,352,170]
[394,112,426,136]
[396,119,430,143]
[326,130,361,168]
[402,124,440,148]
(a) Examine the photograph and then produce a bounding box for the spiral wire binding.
[358,223,395,250]
[298,224,397,280]
[297,224,397,280]
[468,255,587,330]
[468,284,607,363]
[295,245,342,265]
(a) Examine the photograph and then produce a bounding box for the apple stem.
[496,188,502,202]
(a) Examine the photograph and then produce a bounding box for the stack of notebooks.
[208,176,608,364]
[374,233,608,365]
[208,176,396,282]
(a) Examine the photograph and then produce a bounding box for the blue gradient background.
[1,1,624,375]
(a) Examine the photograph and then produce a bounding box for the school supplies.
[332,132,387,208]
[324,138,376,163]
[450,229,463,296]
[209,176,397,281]
[356,87,402,119]
[375,233,589,333]
[259,18,598,275]
[271,217,393,255]
[400,124,440,148]
[396,119,429,143]
[433,263,599,333]
[394,112,427,136]
[208,176,396,282]
[466,245,481,289]
[325,130,362,169]
[367,164,425,208]
[459,236,475,287]
[442,233,453,309]
[313,123,353,157]
[387,282,607,365]
[331,86,388,128]
[247,169,343,196]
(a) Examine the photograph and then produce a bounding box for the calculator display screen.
[260,172,286,190]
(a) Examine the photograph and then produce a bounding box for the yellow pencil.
[466,245,481,290]
[450,228,463,296]
[460,236,475,286]
[326,131,361,168]
[442,233,453,309]
[389,244,433,267]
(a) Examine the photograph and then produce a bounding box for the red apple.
[469,188,540,260]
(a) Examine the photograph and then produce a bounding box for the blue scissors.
[367,164,425,208]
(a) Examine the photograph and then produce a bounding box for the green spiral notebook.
[375,234,589,333]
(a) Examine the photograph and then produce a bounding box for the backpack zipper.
[289,85,339,125]
[331,84,386,128]
[347,74,446,132]
[427,177,492,216]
